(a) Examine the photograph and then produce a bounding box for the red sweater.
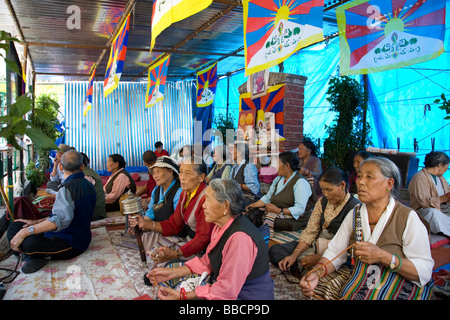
[155,149,169,158]
[159,182,213,257]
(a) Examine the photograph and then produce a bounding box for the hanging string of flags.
[83,0,447,116]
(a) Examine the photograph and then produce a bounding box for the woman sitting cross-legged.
[246,151,315,236]
[103,154,136,212]
[128,156,182,240]
[300,157,434,300]
[148,179,274,300]
[269,167,360,274]
[408,151,450,237]
[134,157,213,272]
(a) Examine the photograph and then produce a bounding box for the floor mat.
[109,230,153,297]
[0,227,138,300]
[270,264,307,300]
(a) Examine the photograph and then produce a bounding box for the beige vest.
[350,201,430,258]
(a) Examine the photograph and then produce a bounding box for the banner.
[83,69,96,117]
[104,13,130,97]
[337,0,446,75]
[150,0,213,51]
[243,0,324,76]
[145,55,171,108]
[196,62,217,108]
[240,84,285,143]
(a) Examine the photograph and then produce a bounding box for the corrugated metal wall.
[65,81,194,171]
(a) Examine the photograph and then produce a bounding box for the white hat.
[151,156,180,175]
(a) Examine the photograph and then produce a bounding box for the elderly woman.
[205,145,232,184]
[300,157,434,300]
[148,179,274,300]
[129,156,182,237]
[229,142,261,203]
[104,154,136,212]
[247,151,314,236]
[408,151,450,237]
[297,140,322,196]
[135,157,213,271]
[269,167,360,272]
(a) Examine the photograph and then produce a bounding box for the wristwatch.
[28,225,35,235]
[280,208,283,214]
[389,254,396,270]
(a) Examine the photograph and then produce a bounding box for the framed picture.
[238,109,256,142]
[249,69,269,99]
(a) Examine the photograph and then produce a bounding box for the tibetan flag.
[104,13,130,97]
[337,0,446,75]
[243,0,324,76]
[83,69,96,117]
[196,62,217,108]
[150,0,213,52]
[145,55,171,108]
[240,84,285,142]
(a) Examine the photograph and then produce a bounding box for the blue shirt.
[229,161,260,196]
[50,165,65,182]
[145,181,182,220]
[260,173,312,219]
[47,185,75,231]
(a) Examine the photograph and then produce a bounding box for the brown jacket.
[408,168,450,210]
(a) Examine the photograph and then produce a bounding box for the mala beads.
[304,243,356,300]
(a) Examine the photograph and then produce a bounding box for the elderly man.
[46,143,75,194]
[8,150,97,273]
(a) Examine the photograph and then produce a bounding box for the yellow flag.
[150,0,212,52]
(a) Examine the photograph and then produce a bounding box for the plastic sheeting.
[65,81,194,171]
[213,1,450,182]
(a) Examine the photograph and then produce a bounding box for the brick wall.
[239,72,307,152]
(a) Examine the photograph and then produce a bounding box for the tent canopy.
[0,0,344,81]
[1,0,449,181]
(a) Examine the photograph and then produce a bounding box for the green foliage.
[32,93,62,172]
[0,30,58,152]
[323,76,370,169]
[25,161,46,191]
[0,93,58,151]
[434,93,450,120]
[0,31,21,75]
[212,113,236,145]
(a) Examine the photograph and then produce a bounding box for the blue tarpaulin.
[212,1,450,182]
